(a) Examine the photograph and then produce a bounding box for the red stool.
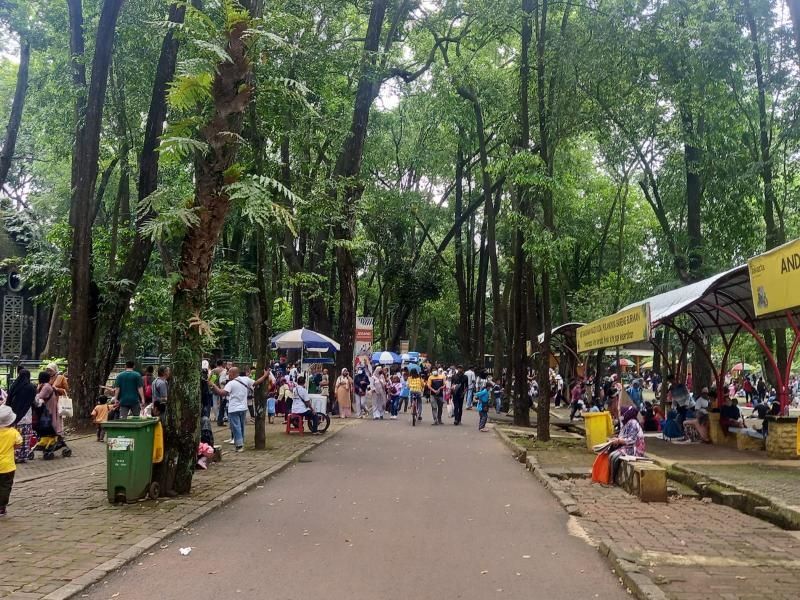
[286,413,305,435]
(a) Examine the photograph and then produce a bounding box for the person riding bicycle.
[408,370,424,423]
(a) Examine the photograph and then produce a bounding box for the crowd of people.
[0,363,71,517]
[267,360,506,432]
[557,365,793,448]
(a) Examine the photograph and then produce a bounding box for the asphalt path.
[84,411,627,600]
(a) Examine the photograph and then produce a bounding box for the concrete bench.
[735,430,764,451]
[616,459,667,503]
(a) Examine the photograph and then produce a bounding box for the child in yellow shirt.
[91,397,110,442]
[0,405,23,516]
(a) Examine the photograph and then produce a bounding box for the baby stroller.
[31,402,72,460]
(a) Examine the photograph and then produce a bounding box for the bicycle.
[410,392,421,426]
[287,411,330,434]
[316,411,331,433]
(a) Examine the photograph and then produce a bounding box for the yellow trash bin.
[584,411,614,451]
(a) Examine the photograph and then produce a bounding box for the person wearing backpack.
[212,366,270,452]
[143,366,154,405]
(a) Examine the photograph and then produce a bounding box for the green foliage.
[5,0,800,372]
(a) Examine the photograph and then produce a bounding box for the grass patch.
[506,433,585,452]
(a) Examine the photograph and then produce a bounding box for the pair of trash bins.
[102,417,164,503]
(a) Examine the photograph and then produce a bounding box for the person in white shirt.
[290,376,319,433]
[464,367,476,410]
[693,387,710,414]
[213,366,270,452]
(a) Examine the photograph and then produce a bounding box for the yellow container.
[584,411,614,451]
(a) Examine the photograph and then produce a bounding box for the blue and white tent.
[371,351,401,365]
[270,328,340,353]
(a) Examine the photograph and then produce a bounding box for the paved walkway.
[0,421,348,600]
[81,412,628,600]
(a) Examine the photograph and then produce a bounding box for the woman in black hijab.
[8,369,36,463]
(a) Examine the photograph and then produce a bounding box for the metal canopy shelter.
[537,322,584,368]
[609,265,800,412]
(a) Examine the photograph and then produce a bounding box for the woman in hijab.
[353,367,370,418]
[335,368,353,418]
[8,369,36,463]
[371,367,387,420]
[609,405,646,481]
[36,370,62,437]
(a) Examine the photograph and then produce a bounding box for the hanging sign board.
[747,238,800,316]
[354,317,374,366]
[576,304,651,353]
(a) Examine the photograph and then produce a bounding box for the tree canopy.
[2,0,800,487]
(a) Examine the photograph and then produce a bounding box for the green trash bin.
[101,417,159,503]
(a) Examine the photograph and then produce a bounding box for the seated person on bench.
[291,376,319,434]
[683,388,711,442]
[719,394,745,434]
[609,406,646,480]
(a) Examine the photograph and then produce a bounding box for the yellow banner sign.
[748,239,800,316]
[576,304,651,353]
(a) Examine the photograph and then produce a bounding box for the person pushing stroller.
[32,371,71,460]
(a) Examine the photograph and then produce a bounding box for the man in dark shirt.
[451,365,468,425]
[115,361,144,419]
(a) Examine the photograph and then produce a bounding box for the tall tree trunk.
[332,0,389,378]
[0,37,30,191]
[788,0,800,63]
[535,0,555,441]
[473,219,488,362]
[744,0,788,385]
[511,0,534,428]
[489,186,504,376]
[410,306,420,349]
[83,3,188,419]
[453,139,472,360]
[683,136,703,278]
[165,17,253,495]
[41,295,63,359]
[253,226,272,449]
[456,87,495,366]
[67,0,126,421]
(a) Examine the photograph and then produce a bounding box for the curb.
[598,542,669,600]
[41,425,349,600]
[654,459,800,530]
[495,427,668,600]
[494,428,581,516]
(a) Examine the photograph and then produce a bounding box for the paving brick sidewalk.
[0,421,352,600]
[14,435,105,483]
[505,431,800,599]
[562,478,800,600]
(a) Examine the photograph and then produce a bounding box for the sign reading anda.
[576,304,651,353]
[748,238,800,317]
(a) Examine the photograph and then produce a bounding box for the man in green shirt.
[115,361,145,418]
